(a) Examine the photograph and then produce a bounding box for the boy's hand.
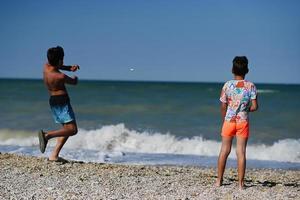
[70,65,80,72]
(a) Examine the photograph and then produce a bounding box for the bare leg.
[48,136,69,161]
[216,136,233,186]
[45,121,78,140]
[236,136,248,189]
[47,121,77,161]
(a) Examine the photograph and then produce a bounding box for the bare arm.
[64,74,78,85]
[221,102,228,121]
[58,65,80,72]
[249,84,258,112]
[249,98,258,112]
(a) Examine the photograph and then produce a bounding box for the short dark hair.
[47,46,64,66]
[232,56,249,76]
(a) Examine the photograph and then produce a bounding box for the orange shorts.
[221,121,249,138]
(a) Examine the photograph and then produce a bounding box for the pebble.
[0,153,299,200]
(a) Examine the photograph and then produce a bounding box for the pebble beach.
[0,153,299,199]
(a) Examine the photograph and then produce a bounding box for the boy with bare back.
[38,46,79,161]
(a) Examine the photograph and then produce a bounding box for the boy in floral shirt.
[216,56,258,189]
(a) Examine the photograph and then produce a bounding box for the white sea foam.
[257,89,278,94]
[0,129,37,146]
[0,124,299,163]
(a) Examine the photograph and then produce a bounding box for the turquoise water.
[0,78,299,167]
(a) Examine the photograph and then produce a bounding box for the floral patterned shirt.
[220,80,257,122]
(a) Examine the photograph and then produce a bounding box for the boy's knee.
[236,150,246,157]
[221,148,231,156]
[66,123,78,136]
[71,126,78,136]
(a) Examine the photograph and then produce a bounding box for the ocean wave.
[0,129,36,146]
[257,89,278,94]
[0,124,299,163]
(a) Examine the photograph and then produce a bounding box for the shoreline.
[1,145,299,170]
[1,153,299,199]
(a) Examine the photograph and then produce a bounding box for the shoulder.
[223,80,231,86]
[222,80,234,89]
[244,80,256,87]
[45,66,65,80]
[43,63,50,71]
[244,81,257,93]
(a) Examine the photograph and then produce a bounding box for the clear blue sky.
[0,0,299,84]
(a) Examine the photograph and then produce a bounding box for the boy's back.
[38,46,79,161]
[43,64,67,95]
[43,63,78,96]
[220,79,257,123]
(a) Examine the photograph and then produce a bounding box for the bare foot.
[215,178,223,187]
[48,157,69,163]
[48,156,58,161]
[239,183,245,190]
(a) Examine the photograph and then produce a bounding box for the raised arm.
[58,65,80,72]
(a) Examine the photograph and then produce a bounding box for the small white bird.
[130,68,135,71]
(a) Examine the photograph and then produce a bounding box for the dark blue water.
[0,79,299,166]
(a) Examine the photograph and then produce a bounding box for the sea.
[0,78,299,169]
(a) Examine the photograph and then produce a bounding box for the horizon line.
[0,77,299,86]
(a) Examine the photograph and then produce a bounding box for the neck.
[46,63,59,71]
[234,75,245,80]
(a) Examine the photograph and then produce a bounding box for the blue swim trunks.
[49,95,76,124]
